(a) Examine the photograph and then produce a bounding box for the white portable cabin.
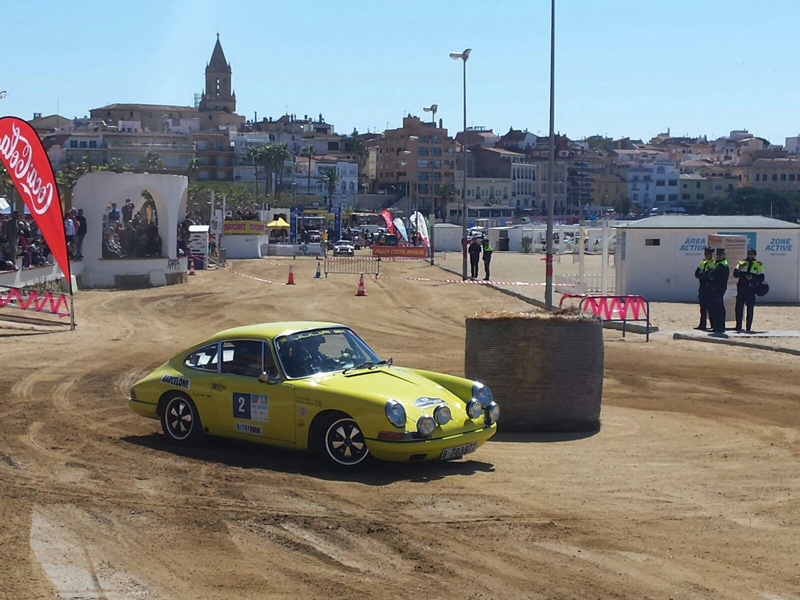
[615,216,800,302]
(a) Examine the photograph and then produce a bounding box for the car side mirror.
[387,357,393,366]
[258,371,281,384]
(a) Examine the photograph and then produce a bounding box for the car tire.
[312,411,371,468]
[160,394,204,444]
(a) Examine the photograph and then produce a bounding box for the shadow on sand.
[121,433,495,485]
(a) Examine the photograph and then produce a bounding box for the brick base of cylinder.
[465,314,604,432]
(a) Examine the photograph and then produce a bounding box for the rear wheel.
[160,394,204,444]
[313,412,370,468]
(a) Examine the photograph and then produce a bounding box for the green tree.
[435,183,457,217]
[139,151,164,171]
[299,145,316,196]
[55,156,94,209]
[316,166,340,211]
[185,158,199,181]
[614,194,631,216]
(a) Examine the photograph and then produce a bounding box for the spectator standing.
[694,246,715,331]
[482,238,493,281]
[121,221,136,257]
[75,209,87,259]
[121,199,135,225]
[733,248,765,332]
[468,237,481,279]
[108,202,121,226]
[2,210,20,265]
[707,247,730,334]
[64,210,76,258]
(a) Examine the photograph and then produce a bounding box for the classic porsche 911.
[128,322,499,468]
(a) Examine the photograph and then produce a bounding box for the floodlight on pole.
[450,48,471,280]
[423,104,438,125]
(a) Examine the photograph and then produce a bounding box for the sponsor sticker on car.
[235,422,262,436]
[232,393,269,422]
[440,442,477,460]
[161,374,190,390]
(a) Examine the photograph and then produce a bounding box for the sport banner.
[393,218,408,241]
[372,246,428,258]
[0,116,70,287]
[223,220,267,235]
[411,211,429,246]
[379,209,395,234]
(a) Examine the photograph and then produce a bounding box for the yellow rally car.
[128,322,499,468]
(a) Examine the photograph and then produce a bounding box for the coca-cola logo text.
[0,123,54,215]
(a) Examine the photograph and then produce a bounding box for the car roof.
[206,321,348,342]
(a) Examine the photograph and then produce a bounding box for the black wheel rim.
[166,398,193,440]
[325,418,368,466]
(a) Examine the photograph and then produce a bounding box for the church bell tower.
[199,34,236,113]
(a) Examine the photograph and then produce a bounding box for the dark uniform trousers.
[735,292,755,331]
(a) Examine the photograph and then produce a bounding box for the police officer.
[707,247,729,334]
[733,247,764,332]
[694,246,715,331]
[468,237,481,279]
[482,238,493,281]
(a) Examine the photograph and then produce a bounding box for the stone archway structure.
[73,172,188,288]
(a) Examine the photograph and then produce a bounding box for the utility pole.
[545,0,556,310]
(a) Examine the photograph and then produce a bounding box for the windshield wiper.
[342,358,392,374]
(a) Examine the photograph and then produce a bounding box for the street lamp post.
[545,0,556,310]
[450,48,471,280]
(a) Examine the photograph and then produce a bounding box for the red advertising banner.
[379,209,395,234]
[372,246,428,258]
[0,117,70,287]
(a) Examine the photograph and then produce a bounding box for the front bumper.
[128,398,158,419]
[366,423,497,462]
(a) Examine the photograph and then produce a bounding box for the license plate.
[440,442,477,460]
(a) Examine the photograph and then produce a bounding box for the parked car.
[127,322,499,468]
[308,231,321,243]
[333,240,355,256]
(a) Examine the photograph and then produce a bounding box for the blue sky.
[2,0,799,143]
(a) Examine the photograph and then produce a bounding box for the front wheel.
[160,394,204,444]
[314,412,371,468]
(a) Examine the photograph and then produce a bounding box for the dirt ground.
[1,256,799,599]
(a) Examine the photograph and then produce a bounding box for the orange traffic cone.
[355,272,367,297]
[188,254,195,276]
[287,265,296,285]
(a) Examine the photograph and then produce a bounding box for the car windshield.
[274,328,381,379]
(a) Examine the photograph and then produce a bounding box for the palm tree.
[299,145,316,196]
[246,145,263,197]
[435,184,457,219]
[316,167,340,211]
[139,151,164,171]
[261,142,290,199]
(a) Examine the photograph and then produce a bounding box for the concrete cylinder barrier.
[465,311,604,432]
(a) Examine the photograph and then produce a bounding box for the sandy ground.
[1,256,800,599]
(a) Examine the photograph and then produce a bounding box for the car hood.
[293,367,461,408]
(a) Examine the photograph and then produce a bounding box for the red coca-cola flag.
[0,117,70,288]
[379,209,395,234]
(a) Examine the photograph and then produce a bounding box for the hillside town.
[20,35,800,226]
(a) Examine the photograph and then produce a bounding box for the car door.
[179,341,222,434]
[211,339,296,444]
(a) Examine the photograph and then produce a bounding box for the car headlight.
[466,399,483,419]
[486,401,500,424]
[472,382,494,408]
[385,399,407,428]
[416,415,436,437]
[434,405,452,425]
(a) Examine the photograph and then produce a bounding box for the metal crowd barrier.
[324,256,380,277]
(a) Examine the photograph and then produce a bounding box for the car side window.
[264,343,279,378]
[221,340,263,378]
[184,343,219,372]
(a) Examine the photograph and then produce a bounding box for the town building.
[679,173,712,211]
[89,35,244,133]
[192,131,234,181]
[591,174,627,208]
[626,161,681,213]
[742,158,800,192]
[375,116,456,217]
